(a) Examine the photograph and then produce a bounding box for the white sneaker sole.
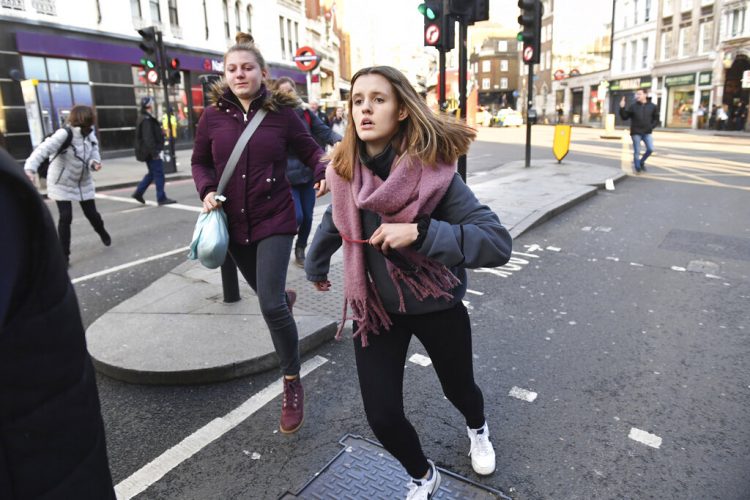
[471,458,496,476]
[429,471,442,498]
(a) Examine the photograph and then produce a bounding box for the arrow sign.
[523,45,534,63]
[425,23,440,45]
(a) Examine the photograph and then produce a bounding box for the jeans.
[291,182,316,249]
[55,199,106,258]
[353,302,485,478]
[135,158,167,201]
[229,235,300,375]
[631,133,654,171]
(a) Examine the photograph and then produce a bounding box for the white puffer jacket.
[24,127,101,201]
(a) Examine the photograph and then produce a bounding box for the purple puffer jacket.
[191,84,325,245]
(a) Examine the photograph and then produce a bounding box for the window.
[482,78,490,90]
[294,21,299,52]
[247,5,253,33]
[223,1,230,38]
[681,0,691,12]
[727,8,746,37]
[150,0,160,23]
[661,31,672,59]
[634,0,639,24]
[699,19,712,53]
[663,0,672,16]
[279,16,285,58]
[620,42,627,70]
[497,40,508,51]
[623,0,630,28]
[235,1,241,34]
[500,59,509,71]
[678,26,690,56]
[641,37,649,67]
[168,0,178,27]
[500,78,509,89]
[287,18,293,58]
[482,60,490,72]
[631,40,637,69]
[644,0,651,21]
[131,0,142,18]
[546,50,551,69]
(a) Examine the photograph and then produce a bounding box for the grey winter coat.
[305,173,513,315]
[24,127,101,201]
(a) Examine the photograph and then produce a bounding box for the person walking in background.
[2,147,116,499]
[309,98,330,127]
[274,77,341,268]
[733,101,747,131]
[708,104,718,130]
[192,32,328,434]
[132,97,177,206]
[305,66,512,499]
[619,90,659,173]
[330,106,347,136]
[24,105,111,267]
[716,104,729,130]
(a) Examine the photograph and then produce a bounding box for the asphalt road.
[61,129,750,499]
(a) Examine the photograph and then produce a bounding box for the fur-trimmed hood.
[208,80,300,112]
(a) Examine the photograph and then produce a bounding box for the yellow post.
[552,124,571,163]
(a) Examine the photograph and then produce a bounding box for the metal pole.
[457,18,467,181]
[439,49,446,111]
[525,62,534,168]
[156,30,177,173]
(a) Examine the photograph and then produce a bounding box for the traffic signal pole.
[457,19,468,181]
[525,64,533,168]
[156,30,177,173]
[439,50,446,110]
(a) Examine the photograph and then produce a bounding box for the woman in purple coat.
[191,32,327,434]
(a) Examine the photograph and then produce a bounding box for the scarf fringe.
[390,259,461,312]
[339,280,393,347]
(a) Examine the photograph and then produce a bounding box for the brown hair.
[329,66,476,181]
[67,105,95,128]
[224,32,267,72]
[273,76,296,91]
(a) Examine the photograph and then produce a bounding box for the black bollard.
[220,255,240,303]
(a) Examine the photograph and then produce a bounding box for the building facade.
[713,0,749,130]
[0,0,346,161]
[470,37,520,111]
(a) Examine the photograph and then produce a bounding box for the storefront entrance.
[665,73,696,128]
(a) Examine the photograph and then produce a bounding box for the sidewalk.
[85,154,627,384]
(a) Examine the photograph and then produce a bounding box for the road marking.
[114,355,328,500]
[508,386,538,402]
[466,289,484,296]
[71,246,190,284]
[96,193,202,213]
[474,245,542,279]
[408,353,432,367]
[671,266,687,272]
[628,427,662,449]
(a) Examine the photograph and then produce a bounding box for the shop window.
[47,58,69,81]
[68,59,89,82]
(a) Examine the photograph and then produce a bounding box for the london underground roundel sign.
[294,46,320,72]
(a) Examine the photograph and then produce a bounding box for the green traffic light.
[517,32,523,41]
[418,3,437,20]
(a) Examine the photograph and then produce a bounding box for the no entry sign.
[294,46,320,72]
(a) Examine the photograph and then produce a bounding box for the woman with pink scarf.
[305,66,512,500]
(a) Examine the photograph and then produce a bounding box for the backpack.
[38,127,73,179]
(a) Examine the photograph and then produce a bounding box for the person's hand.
[202,191,222,213]
[92,161,102,171]
[620,96,626,108]
[315,179,328,197]
[369,223,418,253]
[25,170,36,183]
[313,280,331,291]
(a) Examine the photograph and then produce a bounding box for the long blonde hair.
[329,66,476,181]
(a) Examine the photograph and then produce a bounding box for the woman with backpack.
[24,105,110,267]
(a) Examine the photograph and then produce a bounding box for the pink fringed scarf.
[327,153,461,347]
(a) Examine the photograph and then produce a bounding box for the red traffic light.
[169,57,180,70]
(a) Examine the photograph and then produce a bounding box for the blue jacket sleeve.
[286,107,326,183]
[417,174,512,269]
[304,204,342,282]
[309,110,342,146]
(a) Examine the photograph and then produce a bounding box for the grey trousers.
[229,234,300,375]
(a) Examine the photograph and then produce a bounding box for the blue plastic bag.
[188,207,229,269]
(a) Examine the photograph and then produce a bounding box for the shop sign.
[665,73,695,87]
[608,77,651,91]
[698,71,712,86]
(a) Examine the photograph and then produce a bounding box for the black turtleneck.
[358,141,396,181]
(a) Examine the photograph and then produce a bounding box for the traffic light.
[167,57,181,86]
[518,0,543,64]
[138,27,160,84]
[448,0,490,25]
[419,1,454,51]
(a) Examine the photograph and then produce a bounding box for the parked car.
[495,108,524,127]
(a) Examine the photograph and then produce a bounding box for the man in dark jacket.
[619,90,660,173]
[132,97,176,205]
[0,147,116,499]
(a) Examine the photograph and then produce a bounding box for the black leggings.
[55,199,105,258]
[353,302,485,479]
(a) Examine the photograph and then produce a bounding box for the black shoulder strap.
[51,127,74,162]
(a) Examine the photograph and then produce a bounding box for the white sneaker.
[467,422,496,475]
[405,459,441,499]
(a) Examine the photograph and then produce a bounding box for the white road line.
[628,427,662,449]
[71,247,190,284]
[96,193,202,213]
[466,289,484,296]
[508,386,538,402]
[114,355,328,500]
[408,353,432,367]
